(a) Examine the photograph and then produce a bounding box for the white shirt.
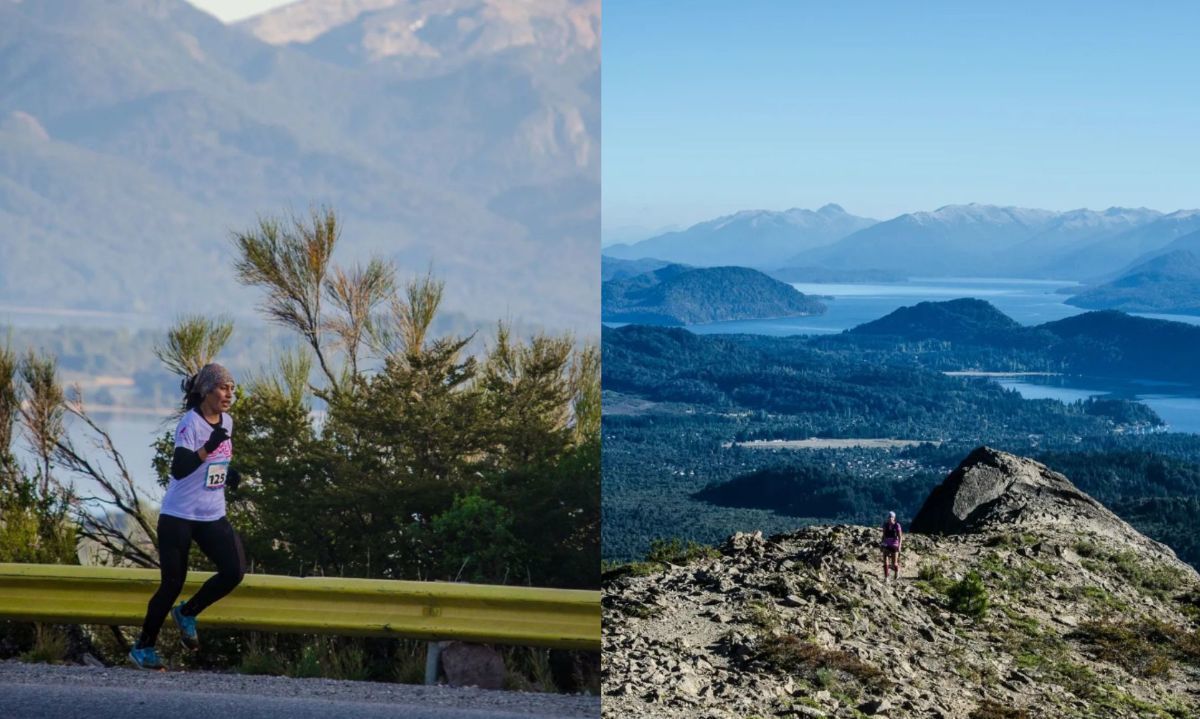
[159,408,233,522]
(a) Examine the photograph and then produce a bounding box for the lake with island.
[680,277,1200,435]
[994,376,1200,435]
[683,277,1200,336]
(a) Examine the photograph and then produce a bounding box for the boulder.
[439,641,506,690]
[910,446,1178,560]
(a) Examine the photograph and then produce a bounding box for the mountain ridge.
[605,203,1200,282]
[603,447,1200,718]
[1066,249,1200,315]
[603,205,878,269]
[797,204,1180,278]
[0,0,598,333]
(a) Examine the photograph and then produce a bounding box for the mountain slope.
[602,265,826,325]
[1003,206,1165,276]
[1116,227,1200,274]
[603,204,877,269]
[1066,250,1200,315]
[1051,210,1200,281]
[0,0,598,333]
[603,448,1200,718]
[793,204,1181,279]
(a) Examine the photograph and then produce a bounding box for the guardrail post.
[424,640,443,685]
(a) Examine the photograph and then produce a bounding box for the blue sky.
[603,1,1200,244]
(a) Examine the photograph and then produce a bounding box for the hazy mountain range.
[602,204,876,269]
[605,203,1200,281]
[0,0,598,334]
[1067,249,1200,315]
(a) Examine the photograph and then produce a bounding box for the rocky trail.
[602,447,1200,719]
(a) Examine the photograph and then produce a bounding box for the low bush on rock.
[757,635,890,693]
[1071,619,1200,677]
[947,571,989,619]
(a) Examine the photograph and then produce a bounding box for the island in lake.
[601,264,826,325]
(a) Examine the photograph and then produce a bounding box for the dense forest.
[602,305,1200,570]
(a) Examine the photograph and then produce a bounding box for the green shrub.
[602,538,720,578]
[916,560,954,593]
[503,647,557,693]
[426,493,525,584]
[326,640,369,681]
[645,538,720,565]
[18,624,68,664]
[757,635,889,692]
[393,655,426,684]
[238,644,285,675]
[1068,620,1193,677]
[947,571,989,619]
[289,642,324,678]
[746,601,782,635]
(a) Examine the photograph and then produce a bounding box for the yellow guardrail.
[0,564,599,651]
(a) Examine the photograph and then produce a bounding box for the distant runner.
[881,511,903,582]
[129,363,245,670]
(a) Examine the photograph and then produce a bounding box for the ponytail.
[181,374,202,410]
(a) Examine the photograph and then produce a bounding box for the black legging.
[138,514,246,648]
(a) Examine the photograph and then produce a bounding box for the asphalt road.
[0,661,600,719]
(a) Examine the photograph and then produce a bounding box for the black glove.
[203,426,230,454]
[226,467,241,492]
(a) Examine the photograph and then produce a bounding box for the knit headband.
[186,363,234,398]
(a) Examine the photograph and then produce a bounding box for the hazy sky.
[603,1,1200,243]
[185,0,294,23]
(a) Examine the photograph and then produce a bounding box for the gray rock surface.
[912,448,1178,560]
[603,449,1200,719]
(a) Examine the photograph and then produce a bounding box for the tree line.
[1,208,599,684]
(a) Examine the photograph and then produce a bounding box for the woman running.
[881,510,903,582]
[129,363,245,669]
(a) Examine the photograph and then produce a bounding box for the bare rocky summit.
[603,448,1200,718]
[912,447,1176,561]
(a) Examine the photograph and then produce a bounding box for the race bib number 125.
[205,461,229,490]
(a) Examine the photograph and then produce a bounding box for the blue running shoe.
[172,601,199,650]
[128,645,164,670]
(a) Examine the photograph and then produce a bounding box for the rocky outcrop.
[603,449,1200,719]
[912,447,1177,561]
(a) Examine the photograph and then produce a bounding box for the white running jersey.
[159,409,232,521]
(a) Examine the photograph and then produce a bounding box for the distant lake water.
[15,409,330,505]
[997,378,1200,435]
[13,412,169,506]
[669,277,1200,435]
[682,277,1200,336]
